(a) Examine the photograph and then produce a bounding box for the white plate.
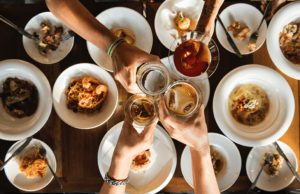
[213,65,294,147]
[0,59,52,141]
[97,122,177,194]
[23,11,74,64]
[267,1,300,80]
[181,133,241,192]
[161,56,210,108]
[4,138,56,192]
[246,141,298,192]
[52,63,118,129]
[216,3,267,55]
[87,7,153,72]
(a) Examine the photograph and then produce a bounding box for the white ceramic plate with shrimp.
[246,141,298,191]
[87,7,153,72]
[4,138,56,192]
[23,11,74,64]
[181,133,241,192]
[52,63,118,129]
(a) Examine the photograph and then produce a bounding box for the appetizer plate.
[0,59,52,141]
[97,122,177,194]
[246,141,298,191]
[4,138,56,192]
[23,11,74,64]
[52,63,118,129]
[267,1,300,80]
[216,3,267,55]
[213,65,294,147]
[161,56,210,108]
[181,133,241,192]
[87,7,153,72]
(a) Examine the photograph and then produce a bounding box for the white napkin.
[161,0,203,39]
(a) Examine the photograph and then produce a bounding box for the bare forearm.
[190,147,220,194]
[46,0,117,52]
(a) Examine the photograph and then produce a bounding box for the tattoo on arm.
[202,0,218,19]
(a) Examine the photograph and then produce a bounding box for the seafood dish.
[228,84,269,126]
[261,153,284,177]
[66,76,108,114]
[131,99,155,124]
[174,11,196,36]
[210,146,224,175]
[0,77,39,118]
[19,149,48,179]
[34,22,63,56]
[279,22,300,64]
[111,28,136,45]
[227,21,251,41]
[130,150,151,172]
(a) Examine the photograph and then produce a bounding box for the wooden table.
[0,1,300,193]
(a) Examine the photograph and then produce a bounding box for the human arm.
[261,0,286,21]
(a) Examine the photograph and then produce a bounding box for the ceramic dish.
[0,59,52,141]
[213,65,294,147]
[246,141,298,191]
[4,138,56,191]
[52,63,118,129]
[216,3,267,55]
[97,122,177,194]
[267,1,300,80]
[181,133,241,192]
[23,11,74,64]
[87,7,153,72]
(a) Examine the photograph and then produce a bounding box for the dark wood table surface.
[1,1,300,193]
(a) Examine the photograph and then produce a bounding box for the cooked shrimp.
[175,12,191,30]
[82,76,101,91]
[95,85,108,104]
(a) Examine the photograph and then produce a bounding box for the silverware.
[61,30,75,41]
[216,15,242,58]
[0,136,33,171]
[273,141,300,182]
[141,0,147,18]
[249,1,272,44]
[37,144,63,189]
[247,153,273,194]
[0,15,39,43]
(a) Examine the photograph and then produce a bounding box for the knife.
[0,136,33,171]
[216,15,242,58]
[273,141,300,182]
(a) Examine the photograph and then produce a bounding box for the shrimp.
[95,85,108,104]
[82,76,101,91]
[175,12,191,31]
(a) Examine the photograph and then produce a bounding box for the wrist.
[190,142,210,155]
[108,151,132,180]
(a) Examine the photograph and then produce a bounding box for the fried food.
[227,22,251,41]
[227,22,240,32]
[66,76,108,114]
[174,11,196,36]
[19,149,48,179]
[248,42,256,52]
[130,150,151,172]
[262,153,284,177]
[111,28,136,45]
[210,146,224,175]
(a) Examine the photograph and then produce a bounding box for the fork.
[247,153,273,194]
[61,30,75,41]
[249,1,272,44]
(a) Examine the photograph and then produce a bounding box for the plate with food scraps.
[181,133,241,192]
[52,63,118,129]
[216,3,267,55]
[87,7,153,72]
[4,138,56,192]
[23,11,74,64]
[246,141,298,192]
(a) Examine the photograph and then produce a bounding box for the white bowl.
[97,122,177,194]
[23,11,74,64]
[87,7,153,72]
[52,63,118,129]
[246,141,298,192]
[267,1,300,80]
[213,65,294,147]
[216,3,267,55]
[4,138,56,192]
[0,59,52,141]
[181,133,241,192]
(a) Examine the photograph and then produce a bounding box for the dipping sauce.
[174,40,211,77]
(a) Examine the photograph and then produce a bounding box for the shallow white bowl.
[181,133,241,192]
[213,65,294,147]
[52,63,118,129]
[23,11,74,64]
[216,3,267,55]
[4,138,56,192]
[267,1,300,80]
[87,7,153,72]
[0,59,52,141]
[246,141,298,192]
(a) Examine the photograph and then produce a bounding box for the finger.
[141,118,158,138]
[128,70,142,94]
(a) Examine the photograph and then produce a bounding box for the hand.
[112,42,161,94]
[158,96,209,152]
[261,0,286,21]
